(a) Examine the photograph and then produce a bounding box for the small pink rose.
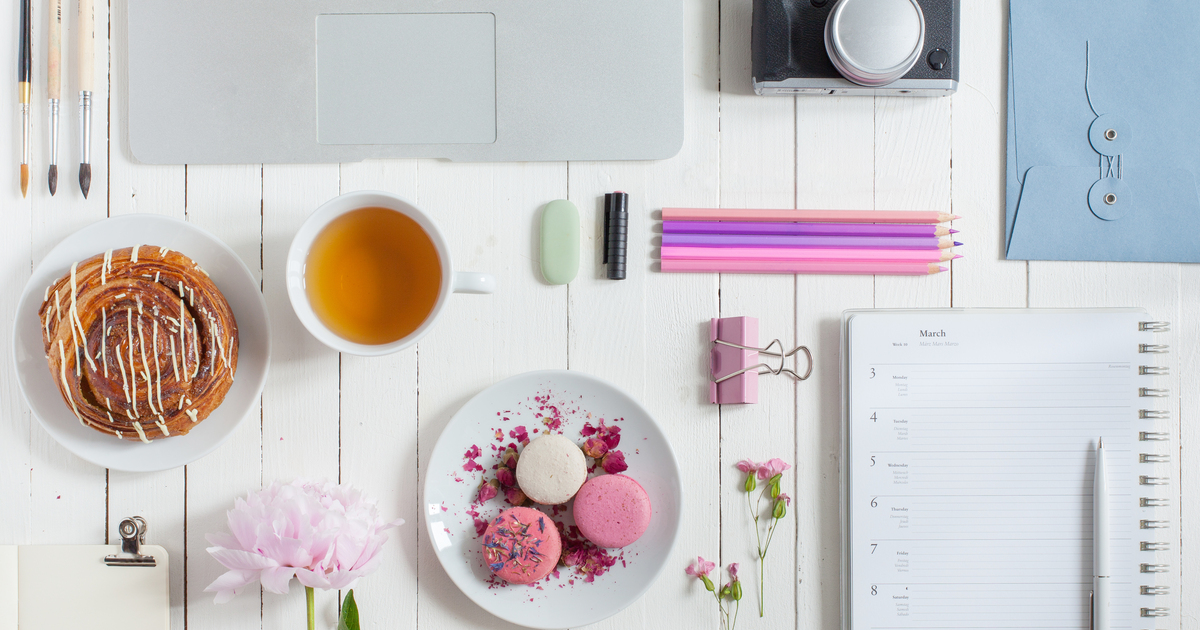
[496,466,517,488]
[582,437,609,459]
[601,450,628,474]
[504,486,527,506]
[477,479,500,503]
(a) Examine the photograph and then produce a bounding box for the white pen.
[1093,437,1110,630]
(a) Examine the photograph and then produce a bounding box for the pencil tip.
[938,265,948,272]
[48,165,58,195]
[953,254,963,260]
[949,229,959,234]
[951,215,962,220]
[20,164,29,197]
[953,241,963,247]
[79,164,91,198]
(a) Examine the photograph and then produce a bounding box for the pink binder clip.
[709,316,812,405]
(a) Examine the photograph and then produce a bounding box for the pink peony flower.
[685,556,716,578]
[204,479,402,604]
[757,457,792,480]
[735,459,761,474]
[601,450,628,474]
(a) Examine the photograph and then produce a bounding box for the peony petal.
[205,568,259,593]
[259,566,297,595]
[295,567,332,590]
[208,547,279,571]
[205,532,241,550]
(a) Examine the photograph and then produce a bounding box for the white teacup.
[286,190,495,356]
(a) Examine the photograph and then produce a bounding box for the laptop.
[126,0,683,164]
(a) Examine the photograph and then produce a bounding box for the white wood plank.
[873,96,952,309]
[716,7,798,620]
[413,160,568,629]
[183,164,264,630]
[567,3,721,630]
[1180,265,1198,628]
[261,164,343,630]
[337,160,421,629]
[949,0,1026,307]
[794,93,877,628]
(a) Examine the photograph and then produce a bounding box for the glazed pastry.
[573,474,652,548]
[482,507,561,584]
[38,245,238,442]
[514,434,588,505]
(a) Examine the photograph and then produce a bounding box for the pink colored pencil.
[661,246,960,262]
[662,208,959,224]
[661,259,947,275]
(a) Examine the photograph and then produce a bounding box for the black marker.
[604,192,628,280]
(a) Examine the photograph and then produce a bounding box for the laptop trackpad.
[316,13,496,145]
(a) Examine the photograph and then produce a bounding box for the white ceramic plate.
[424,370,682,629]
[13,214,271,472]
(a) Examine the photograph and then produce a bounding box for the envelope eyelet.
[1089,114,1131,156]
[1089,177,1132,221]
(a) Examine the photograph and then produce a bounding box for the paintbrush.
[18,0,32,197]
[78,0,94,198]
[48,0,62,195]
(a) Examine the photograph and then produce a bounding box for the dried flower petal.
[582,437,609,459]
[505,486,527,506]
[496,466,517,488]
[477,479,500,503]
[601,450,628,474]
[728,563,739,579]
[502,447,519,470]
[602,426,622,450]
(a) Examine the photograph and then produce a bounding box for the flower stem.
[306,586,315,630]
[758,558,765,617]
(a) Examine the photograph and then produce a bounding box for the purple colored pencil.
[663,220,956,237]
[662,233,961,250]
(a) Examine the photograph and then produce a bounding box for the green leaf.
[338,590,360,630]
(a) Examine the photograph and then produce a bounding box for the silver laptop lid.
[127,0,683,164]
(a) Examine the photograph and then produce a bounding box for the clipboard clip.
[104,516,157,567]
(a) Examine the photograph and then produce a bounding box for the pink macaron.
[482,507,561,584]
[572,474,652,548]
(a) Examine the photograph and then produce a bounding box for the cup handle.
[453,272,496,294]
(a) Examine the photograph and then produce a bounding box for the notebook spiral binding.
[1138,321,1171,614]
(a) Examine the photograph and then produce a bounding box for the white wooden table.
[3,1,1193,628]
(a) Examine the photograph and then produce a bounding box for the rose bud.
[502,447,519,470]
[601,450,628,474]
[477,479,500,503]
[582,437,609,459]
[505,486,527,506]
[496,466,517,488]
[602,428,622,450]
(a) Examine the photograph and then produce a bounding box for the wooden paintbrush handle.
[49,0,62,98]
[78,0,94,93]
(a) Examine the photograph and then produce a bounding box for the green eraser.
[540,199,580,285]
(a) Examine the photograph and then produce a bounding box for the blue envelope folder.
[1005,0,1200,262]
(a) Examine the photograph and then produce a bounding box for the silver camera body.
[752,0,960,96]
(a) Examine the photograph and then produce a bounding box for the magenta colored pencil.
[663,221,955,237]
[662,233,960,250]
[662,208,959,224]
[661,246,959,262]
[661,259,947,275]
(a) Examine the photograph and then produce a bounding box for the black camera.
[752,0,959,96]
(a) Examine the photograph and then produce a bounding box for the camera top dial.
[824,0,926,87]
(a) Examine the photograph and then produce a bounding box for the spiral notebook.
[841,309,1175,629]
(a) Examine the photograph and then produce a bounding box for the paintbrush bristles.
[48,164,58,195]
[78,163,90,198]
[20,164,29,197]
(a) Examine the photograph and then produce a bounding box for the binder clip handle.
[105,516,157,567]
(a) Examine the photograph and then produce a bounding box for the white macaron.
[515,434,588,505]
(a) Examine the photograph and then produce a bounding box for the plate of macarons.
[423,370,682,629]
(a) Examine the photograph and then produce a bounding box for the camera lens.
[824,0,925,87]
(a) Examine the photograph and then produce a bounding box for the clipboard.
[1,517,169,630]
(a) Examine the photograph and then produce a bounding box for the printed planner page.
[846,310,1143,630]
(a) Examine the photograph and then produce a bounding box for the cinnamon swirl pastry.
[38,245,239,442]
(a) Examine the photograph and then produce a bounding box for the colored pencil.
[662,208,959,224]
[661,259,947,275]
[662,233,961,250]
[661,246,959,262]
[664,221,955,237]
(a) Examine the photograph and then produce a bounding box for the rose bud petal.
[582,437,609,459]
[477,479,500,503]
[602,429,622,450]
[502,447,519,470]
[505,486,527,506]
[601,450,628,474]
[496,466,517,488]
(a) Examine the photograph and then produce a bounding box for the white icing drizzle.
[54,289,61,322]
[67,307,81,378]
[153,320,163,413]
[114,293,126,298]
[115,349,132,408]
[169,335,180,382]
[71,308,96,373]
[185,398,192,406]
[155,419,169,436]
[159,247,169,256]
[154,271,161,283]
[136,297,144,316]
[189,287,195,307]
[131,244,140,264]
[57,340,85,426]
[44,285,49,301]
[165,315,180,327]
[178,394,185,410]
[178,280,184,298]
[104,397,111,410]
[101,308,108,377]
[138,315,156,416]
[115,431,122,440]
[216,334,227,371]
[191,320,200,379]
[101,249,110,284]
[179,297,189,382]
[126,308,138,417]
[185,409,199,423]
[132,421,150,443]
